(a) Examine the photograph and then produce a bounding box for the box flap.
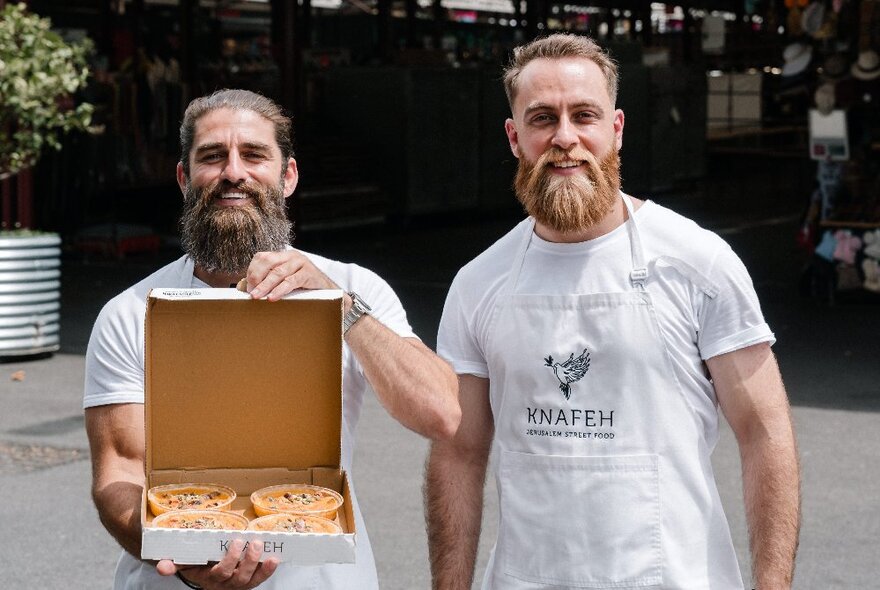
[145,288,343,474]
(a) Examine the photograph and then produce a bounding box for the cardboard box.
[140,288,356,565]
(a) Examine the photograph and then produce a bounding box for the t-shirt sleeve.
[437,274,489,378]
[358,269,416,340]
[83,296,146,408]
[697,244,775,360]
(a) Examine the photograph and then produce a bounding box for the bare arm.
[345,317,460,440]
[425,375,494,589]
[708,343,800,590]
[245,250,461,440]
[85,403,146,557]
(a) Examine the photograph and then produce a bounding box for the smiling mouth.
[215,192,250,200]
[549,160,584,169]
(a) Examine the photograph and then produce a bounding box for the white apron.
[482,196,744,590]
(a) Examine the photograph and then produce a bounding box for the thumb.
[155,560,179,576]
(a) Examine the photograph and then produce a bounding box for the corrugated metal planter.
[0,234,61,356]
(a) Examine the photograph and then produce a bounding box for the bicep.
[707,343,791,444]
[85,404,145,485]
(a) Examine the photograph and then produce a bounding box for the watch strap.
[343,291,371,335]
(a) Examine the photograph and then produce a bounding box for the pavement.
[1,178,879,589]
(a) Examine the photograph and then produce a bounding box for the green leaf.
[0,2,95,176]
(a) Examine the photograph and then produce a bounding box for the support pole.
[179,0,198,102]
[271,0,300,120]
[378,0,392,61]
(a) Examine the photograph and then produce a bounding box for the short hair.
[179,89,294,176]
[503,33,619,110]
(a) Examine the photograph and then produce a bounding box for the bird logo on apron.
[543,348,590,400]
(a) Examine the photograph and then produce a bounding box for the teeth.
[218,192,247,199]
[552,160,582,168]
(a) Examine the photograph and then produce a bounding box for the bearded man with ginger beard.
[426,34,800,590]
[84,89,459,590]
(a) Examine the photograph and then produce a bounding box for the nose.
[551,118,578,151]
[220,150,248,184]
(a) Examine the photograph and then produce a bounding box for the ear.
[613,109,625,151]
[505,118,521,159]
[282,157,299,198]
[176,162,187,195]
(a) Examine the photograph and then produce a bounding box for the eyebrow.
[194,141,274,155]
[523,101,605,117]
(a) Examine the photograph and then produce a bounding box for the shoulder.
[637,201,746,292]
[639,202,730,267]
[450,218,530,293]
[441,219,528,334]
[299,250,390,294]
[94,257,190,329]
[85,257,191,407]
[298,249,414,336]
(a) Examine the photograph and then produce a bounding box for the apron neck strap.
[503,218,536,296]
[622,194,649,290]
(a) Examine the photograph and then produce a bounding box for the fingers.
[229,541,279,588]
[250,558,280,587]
[173,540,277,589]
[208,539,244,582]
[227,539,262,585]
[246,251,338,301]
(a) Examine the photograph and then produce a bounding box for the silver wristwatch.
[343,291,371,335]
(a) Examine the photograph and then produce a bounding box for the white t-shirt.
[438,200,775,445]
[84,250,416,590]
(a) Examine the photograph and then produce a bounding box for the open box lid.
[145,288,343,476]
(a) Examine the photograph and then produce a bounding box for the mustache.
[521,146,599,200]
[534,146,598,169]
[188,179,268,205]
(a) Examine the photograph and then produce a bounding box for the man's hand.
[243,251,339,301]
[156,540,279,589]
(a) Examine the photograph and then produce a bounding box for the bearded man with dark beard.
[179,176,291,276]
[427,34,800,590]
[83,89,460,590]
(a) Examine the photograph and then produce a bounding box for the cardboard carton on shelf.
[140,288,356,566]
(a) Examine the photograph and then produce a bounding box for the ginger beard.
[180,177,292,275]
[514,146,621,234]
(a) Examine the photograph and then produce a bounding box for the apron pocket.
[497,451,661,588]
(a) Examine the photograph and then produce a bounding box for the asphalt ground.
[1,184,879,589]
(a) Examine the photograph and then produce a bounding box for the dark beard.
[179,178,292,275]
[514,146,621,234]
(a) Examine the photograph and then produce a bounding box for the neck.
[193,266,242,288]
[534,193,640,244]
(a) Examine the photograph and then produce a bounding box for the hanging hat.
[801,1,826,36]
[821,53,849,80]
[782,42,813,77]
[851,50,880,81]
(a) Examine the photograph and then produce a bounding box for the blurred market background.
[1,1,879,588]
